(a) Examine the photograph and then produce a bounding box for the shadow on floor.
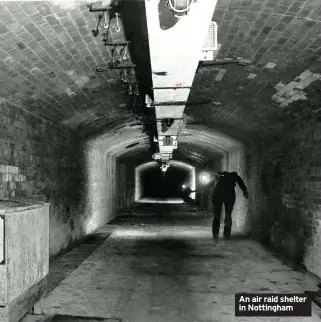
[109,209,213,226]
[128,237,226,265]
[221,233,249,241]
[21,202,321,322]
[46,229,113,296]
[47,315,121,322]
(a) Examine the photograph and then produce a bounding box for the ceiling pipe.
[144,0,218,173]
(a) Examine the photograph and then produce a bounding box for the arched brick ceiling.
[119,143,222,167]
[0,0,320,143]
[0,0,150,136]
[188,0,321,139]
[86,124,238,171]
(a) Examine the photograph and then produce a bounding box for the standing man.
[211,171,248,240]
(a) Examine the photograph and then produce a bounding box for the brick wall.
[83,147,117,237]
[247,119,321,278]
[0,99,87,257]
[228,147,249,233]
[0,165,26,199]
[116,161,135,209]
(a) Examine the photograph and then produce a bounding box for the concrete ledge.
[0,199,50,214]
[0,277,47,322]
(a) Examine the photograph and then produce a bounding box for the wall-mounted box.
[0,202,49,322]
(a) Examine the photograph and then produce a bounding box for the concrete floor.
[22,205,321,322]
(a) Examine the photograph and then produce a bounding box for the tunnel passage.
[0,0,320,288]
[141,164,190,199]
[135,161,195,202]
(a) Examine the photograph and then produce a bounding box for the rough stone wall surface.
[247,120,321,278]
[229,147,249,233]
[117,162,135,209]
[83,147,116,238]
[0,99,87,258]
[124,163,135,207]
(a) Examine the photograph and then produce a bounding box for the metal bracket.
[88,5,123,39]
[104,41,131,46]
[121,81,137,85]
[101,42,131,69]
[156,118,184,121]
[91,13,104,36]
[111,65,136,69]
[153,72,168,76]
[152,99,212,106]
[87,4,111,12]
[197,58,253,72]
[186,100,213,106]
[153,101,188,106]
[152,86,191,90]
[96,64,136,72]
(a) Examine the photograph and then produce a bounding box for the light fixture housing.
[199,172,211,185]
[166,0,193,17]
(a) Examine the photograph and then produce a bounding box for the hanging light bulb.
[128,83,132,95]
[134,82,139,96]
[114,13,121,32]
[103,11,109,29]
[123,69,128,83]
[130,68,136,83]
[122,45,128,60]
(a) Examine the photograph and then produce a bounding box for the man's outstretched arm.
[209,173,221,186]
[236,174,249,198]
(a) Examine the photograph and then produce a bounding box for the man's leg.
[187,197,194,204]
[223,197,235,238]
[212,199,223,239]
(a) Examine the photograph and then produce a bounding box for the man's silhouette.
[181,186,196,204]
[211,171,248,239]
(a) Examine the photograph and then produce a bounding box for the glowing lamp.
[182,184,186,189]
[199,172,211,185]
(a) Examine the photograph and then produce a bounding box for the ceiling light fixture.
[166,0,193,17]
